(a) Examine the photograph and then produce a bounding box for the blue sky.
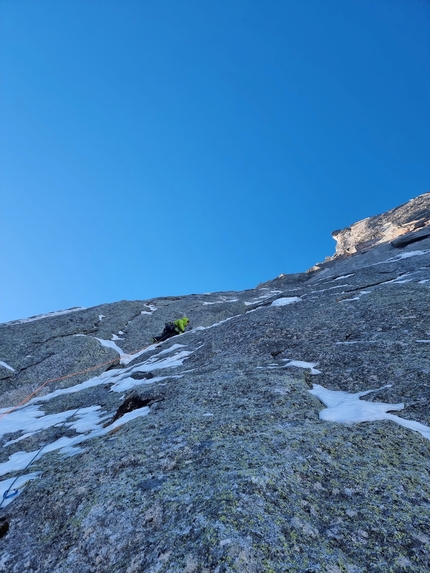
[1,0,429,323]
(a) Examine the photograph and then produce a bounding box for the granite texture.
[331,192,430,257]
[0,197,429,572]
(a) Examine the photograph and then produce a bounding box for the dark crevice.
[334,275,418,294]
[17,352,57,373]
[0,518,9,538]
[123,309,146,330]
[106,362,123,372]
[391,228,430,248]
[130,372,154,380]
[104,391,164,426]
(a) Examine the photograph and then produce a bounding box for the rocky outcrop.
[331,191,430,257]
[0,195,429,572]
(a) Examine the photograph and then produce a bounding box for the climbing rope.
[0,335,180,510]
[0,329,191,508]
[0,341,157,422]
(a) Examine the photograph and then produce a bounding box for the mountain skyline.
[1,191,429,571]
[1,0,429,323]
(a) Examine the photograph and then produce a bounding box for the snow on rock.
[271,297,301,307]
[0,405,105,441]
[0,343,196,481]
[20,345,194,406]
[338,290,371,302]
[203,297,239,305]
[0,361,15,372]
[0,404,151,477]
[283,360,321,375]
[0,473,40,507]
[94,337,125,356]
[244,290,283,306]
[111,334,124,341]
[309,384,430,441]
[390,249,430,261]
[141,304,158,315]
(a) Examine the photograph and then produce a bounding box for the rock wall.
[0,195,429,572]
[331,191,430,257]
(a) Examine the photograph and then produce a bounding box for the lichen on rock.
[1,194,430,572]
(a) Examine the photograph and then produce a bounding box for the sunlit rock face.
[331,191,430,257]
[0,194,430,572]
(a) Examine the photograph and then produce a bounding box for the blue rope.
[2,489,18,500]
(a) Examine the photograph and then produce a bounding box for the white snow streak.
[333,274,354,281]
[338,290,371,302]
[0,473,40,507]
[95,337,125,356]
[283,360,321,375]
[271,297,301,307]
[141,304,158,315]
[244,290,283,306]
[0,361,15,372]
[0,344,195,484]
[0,406,151,477]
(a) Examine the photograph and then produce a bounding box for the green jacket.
[174,317,190,333]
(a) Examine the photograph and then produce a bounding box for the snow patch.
[111,334,124,341]
[0,473,40,507]
[375,249,430,267]
[271,297,301,307]
[244,290,283,306]
[94,337,125,356]
[94,336,163,365]
[283,360,321,375]
[24,345,193,405]
[309,384,430,441]
[338,291,371,302]
[192,316,237,331]
[110,375,180,393]
[141,304,158,315]
[203,297,239,305]
[335,341,378,345]
[0,405,107,441]
[307,284,350,297]
[393,250,430,260]
[0,405,150,477]
[28,369,117,405]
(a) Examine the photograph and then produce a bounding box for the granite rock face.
[0,195,430,572]
[331,191,430,258]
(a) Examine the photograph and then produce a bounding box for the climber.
[152,317,190,343]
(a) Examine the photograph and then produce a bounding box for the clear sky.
[1,0,429,323]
